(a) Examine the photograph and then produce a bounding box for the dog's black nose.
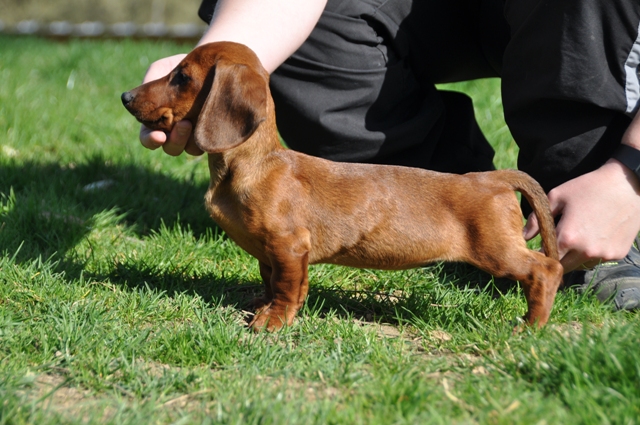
[121,91,134,106]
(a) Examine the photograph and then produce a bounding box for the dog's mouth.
[131,108,176,132]
[138,117,171,132]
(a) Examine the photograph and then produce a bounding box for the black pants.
[200,0,640,192]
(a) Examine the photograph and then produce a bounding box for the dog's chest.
[204,188,270,262]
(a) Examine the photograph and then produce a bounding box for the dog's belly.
[308,220,461,271]
[319,252,438,271]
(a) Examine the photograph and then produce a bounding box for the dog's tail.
[499,169,559,261]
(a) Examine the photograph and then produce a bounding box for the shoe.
[565,237,640,311]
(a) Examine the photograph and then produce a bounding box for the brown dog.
[122,41,563,331]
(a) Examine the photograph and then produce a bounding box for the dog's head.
[122,41,268,153]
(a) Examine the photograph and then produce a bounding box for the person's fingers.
[184,137,205,156]
[523,191,562,240]
[523,211,540,240]
[560,249,601,273]
[139,121,204,156]
[139,125,167,150]
[162,120,193,156]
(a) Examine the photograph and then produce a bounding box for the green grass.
[1,35,639,424]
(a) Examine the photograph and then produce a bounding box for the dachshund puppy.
[122,41,563,332]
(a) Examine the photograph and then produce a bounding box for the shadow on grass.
[56,249,516,328]
[307,264,518,326]
[0,155,213,263]
[0,156,521,328]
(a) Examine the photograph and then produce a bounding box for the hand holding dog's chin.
[139,121,203,156]
[137,54,203,156]
[525,159,640,273]
[139,125,165,151]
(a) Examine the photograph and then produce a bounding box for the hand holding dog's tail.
[501,170,559,261]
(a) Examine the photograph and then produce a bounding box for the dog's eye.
[172,72,190,86]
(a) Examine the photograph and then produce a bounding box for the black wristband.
[611,144,640,182]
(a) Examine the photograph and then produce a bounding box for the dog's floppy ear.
[194,60,267,153]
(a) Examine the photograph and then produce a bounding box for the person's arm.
[524,112,640,272]
[196,0,327,74]
[139,0,327,156]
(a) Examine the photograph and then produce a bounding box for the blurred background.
[0,0,207,40]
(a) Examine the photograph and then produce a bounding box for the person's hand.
[138,54,204,156]
[523,159,640,272]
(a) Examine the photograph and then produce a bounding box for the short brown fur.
[123,42,563,331]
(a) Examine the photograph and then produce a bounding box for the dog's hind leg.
[514,251,564,327]
[475,248,563,327]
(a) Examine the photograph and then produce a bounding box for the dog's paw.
[248,310,288,332]
[511,315,546,334]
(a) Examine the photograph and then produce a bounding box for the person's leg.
[502,0,640,310]
[503,0,639,192]
[270,0,510,172]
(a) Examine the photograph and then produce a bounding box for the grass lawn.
[1,35,639,424]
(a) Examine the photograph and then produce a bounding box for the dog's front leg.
[249,232,311,332]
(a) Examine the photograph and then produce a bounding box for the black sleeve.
[198,0,218,24]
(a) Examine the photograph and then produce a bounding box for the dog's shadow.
[306,263,517,326]
[1,156,516,327]
[80,259,517,328]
